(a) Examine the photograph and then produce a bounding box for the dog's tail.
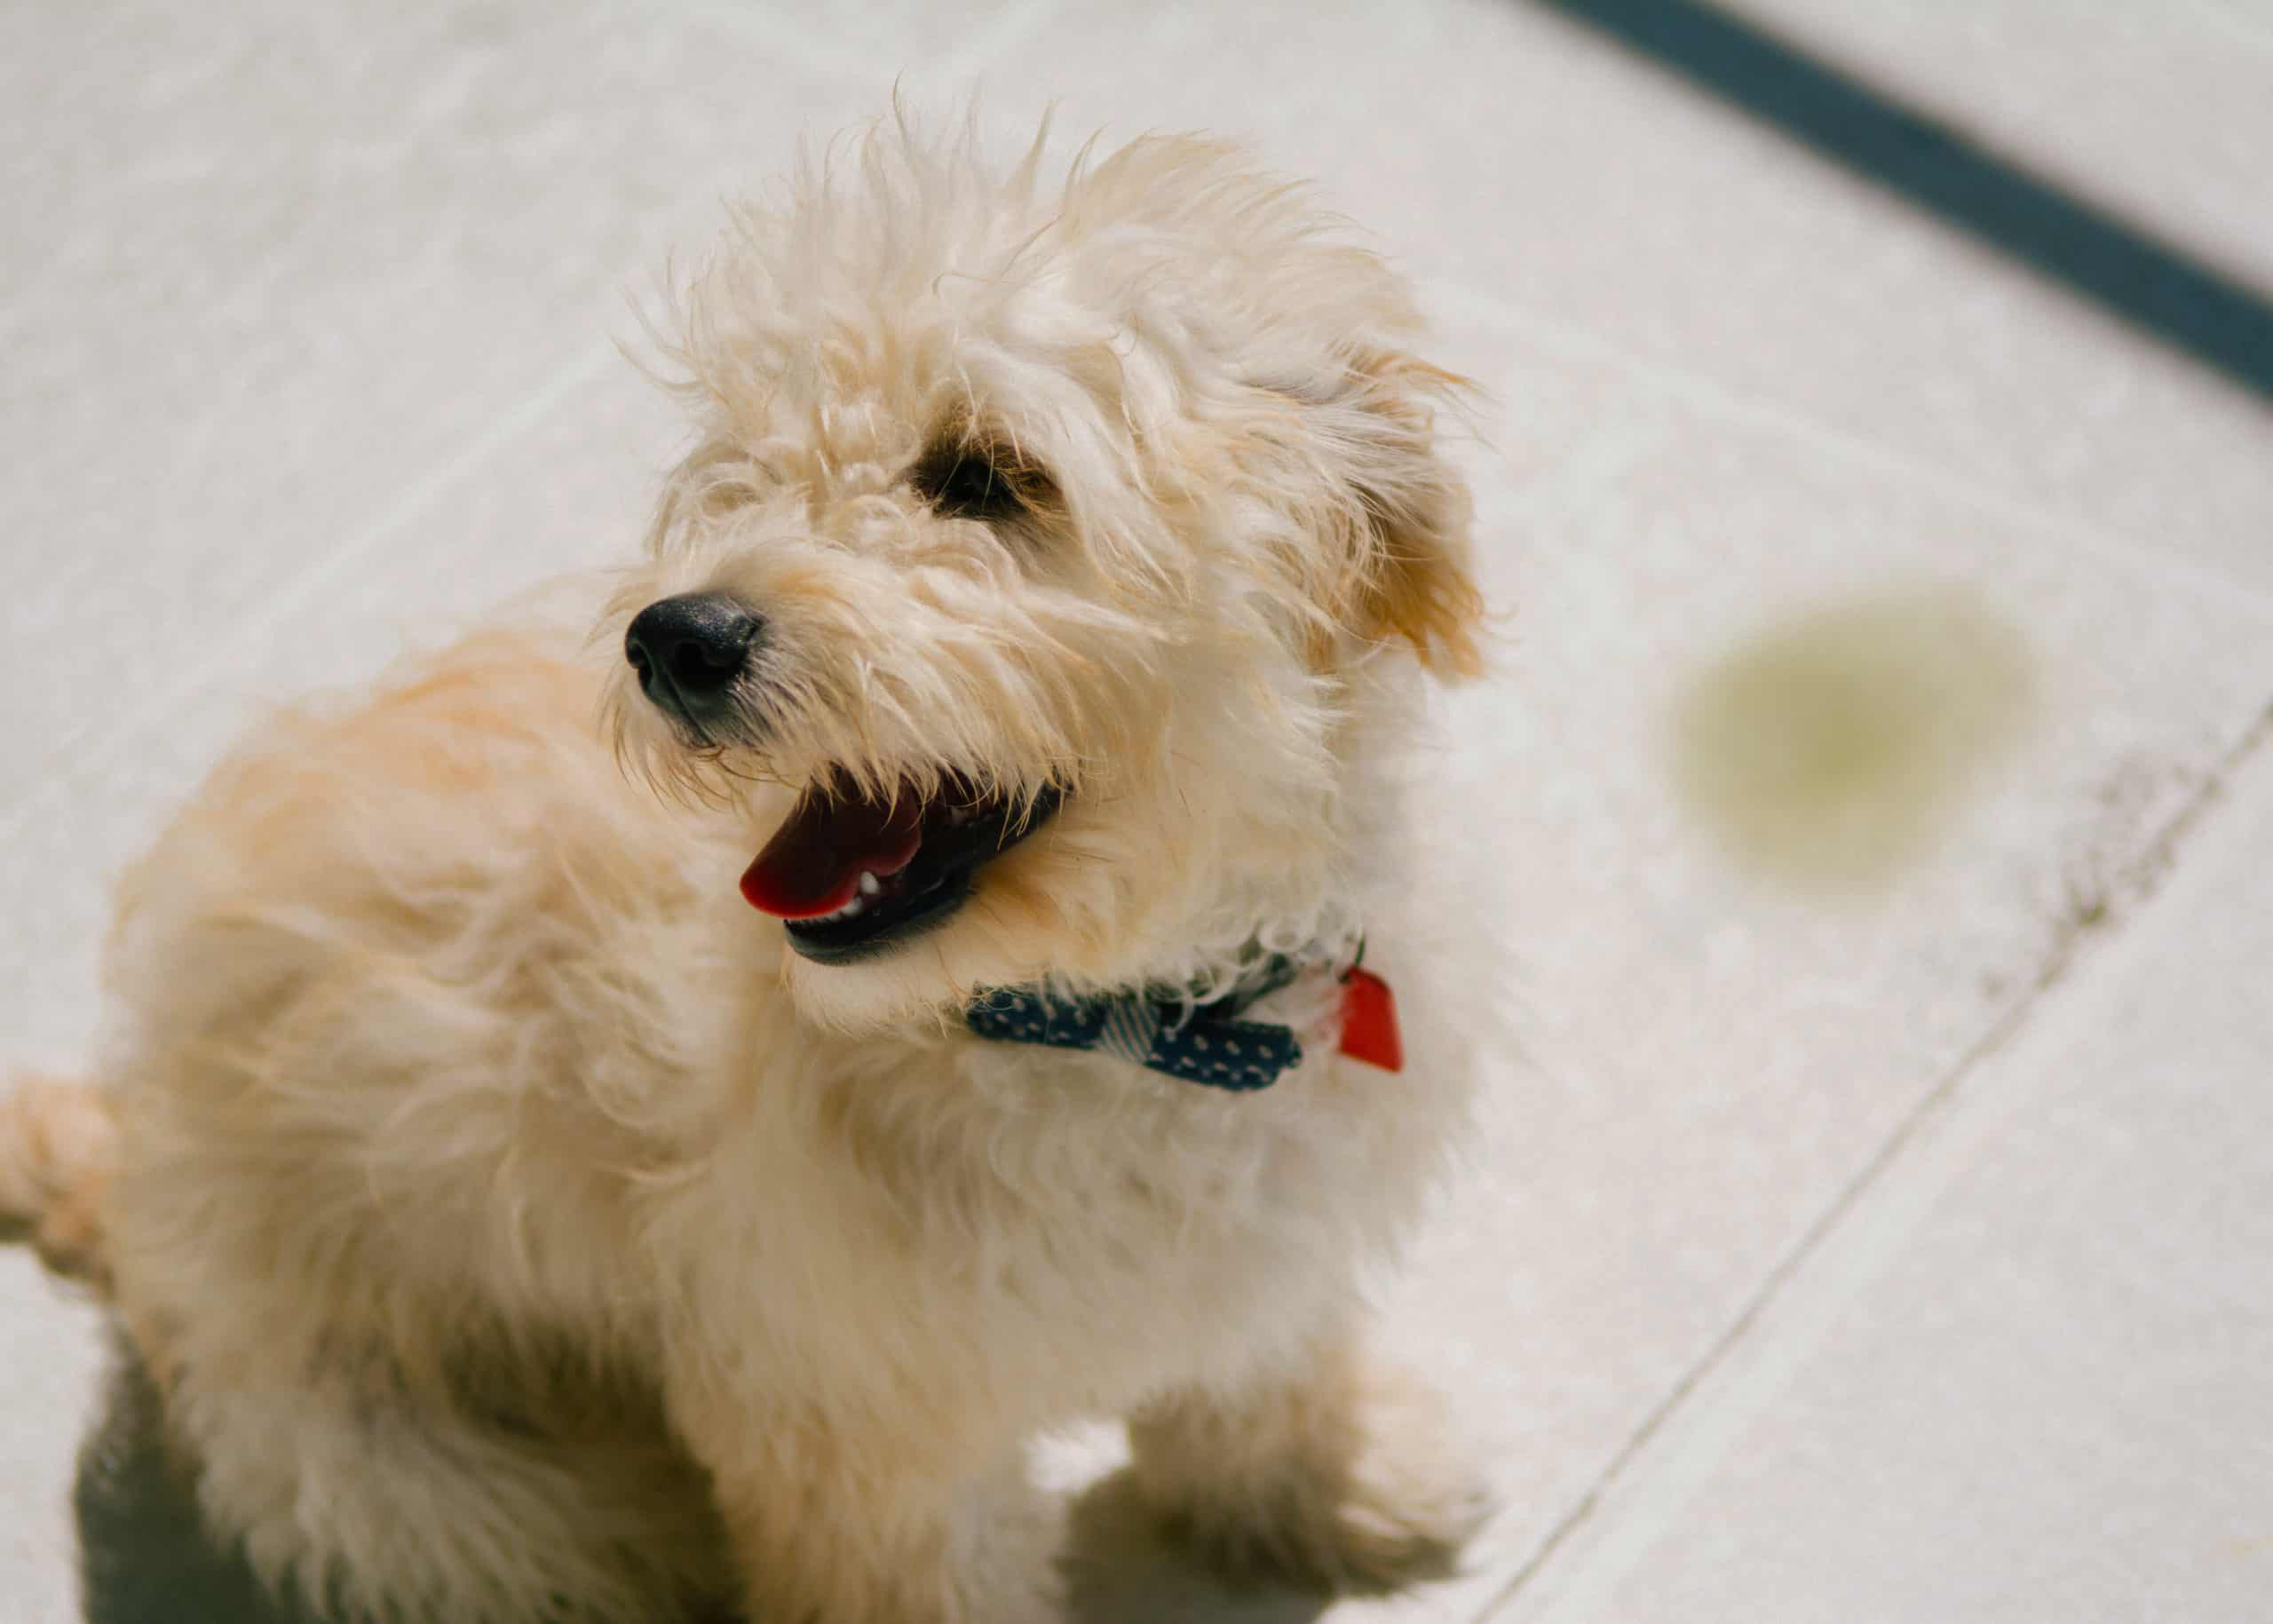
[0,1074,116,1287]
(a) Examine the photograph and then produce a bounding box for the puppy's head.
[604,118,1484,1027]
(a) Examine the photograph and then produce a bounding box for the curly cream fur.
[4,114,1491,1624]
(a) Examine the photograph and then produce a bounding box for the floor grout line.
[1421,275,2273,624]
[0,340,621,846]
[1469,693,2273,1622]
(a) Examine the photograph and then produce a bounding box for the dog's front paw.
[1129,1350,1489,1594]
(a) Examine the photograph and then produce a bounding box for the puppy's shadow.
[1058,1470,1331,1624]
[73,1341,323,1624]
[73,1344,1323,1624]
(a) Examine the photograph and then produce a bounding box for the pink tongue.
[739,786,923,918]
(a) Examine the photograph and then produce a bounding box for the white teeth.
[858,871,881,897]
[810,895,866,924]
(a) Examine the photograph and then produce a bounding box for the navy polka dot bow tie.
[965,955,1308,1091]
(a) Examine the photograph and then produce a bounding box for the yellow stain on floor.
[1672,585,2035,891]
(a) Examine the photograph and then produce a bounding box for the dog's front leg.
[1128,1323,1489,1594]
[668,1367,1059,1624]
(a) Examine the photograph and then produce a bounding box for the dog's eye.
[912,443,1047,524]
[918,454,1020,520]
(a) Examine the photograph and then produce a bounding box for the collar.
[964,940,1403,1091]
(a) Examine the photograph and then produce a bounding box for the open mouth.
[739,771,1064,963]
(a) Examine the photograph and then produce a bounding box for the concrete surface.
[4,2,2268,1620]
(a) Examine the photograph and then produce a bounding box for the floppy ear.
[1263,347,1488,680]
[1339,348,1487,679]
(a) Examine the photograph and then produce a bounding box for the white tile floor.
[4,3,2269,1620]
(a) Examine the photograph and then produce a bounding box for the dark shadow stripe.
[1532,0,2273,404]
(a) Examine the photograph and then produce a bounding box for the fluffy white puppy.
[3,115,1492,1624]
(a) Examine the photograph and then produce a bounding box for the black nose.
[624,592,764,728]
